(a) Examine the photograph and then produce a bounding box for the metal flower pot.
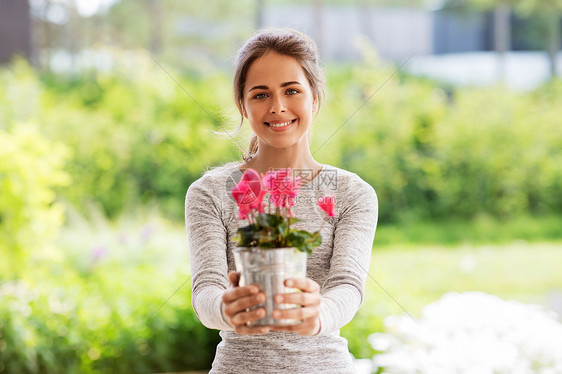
[233,247,307,326]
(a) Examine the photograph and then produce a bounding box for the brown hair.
[232,28,326,161]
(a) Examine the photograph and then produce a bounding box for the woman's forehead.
[245,52,308,87]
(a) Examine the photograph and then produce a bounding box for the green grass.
[343,241,562,358]
[374,214,562,247]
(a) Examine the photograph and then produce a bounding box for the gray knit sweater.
[185,161,378,373]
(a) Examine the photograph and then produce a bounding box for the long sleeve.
[316,176,378,336]
[185,174,234,331]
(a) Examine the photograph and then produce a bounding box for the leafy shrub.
[0,124,69,276]
[0,274,219,373]
[314,54,562,222]
[0,215,220,373]
[1,57,237,220]
[2,56,562,223]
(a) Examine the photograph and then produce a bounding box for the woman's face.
[242,52,317,151]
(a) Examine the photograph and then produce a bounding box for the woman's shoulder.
[186,161,242,198]
[192,161,241,184]
[321,164,378,217]
[322,164,376,196]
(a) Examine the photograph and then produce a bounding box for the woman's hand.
[222,272,271,335]
[270,277,321,336]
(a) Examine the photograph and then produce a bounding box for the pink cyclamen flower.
[317,195,336,217]
[262,168,302,208]
[231,169,266,219]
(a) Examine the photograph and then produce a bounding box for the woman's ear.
[242,105,248,119]
[312,96,318,113]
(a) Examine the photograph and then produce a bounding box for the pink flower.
[231,168,266,219]
[262,168,302,208]
[317,195,336,217]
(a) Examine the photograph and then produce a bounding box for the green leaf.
[258,241,277,249]
[309,231,322,248]
[256,213,282,229]
[278,221,288,237]
[288,217,302,225]
[236,224,260,247]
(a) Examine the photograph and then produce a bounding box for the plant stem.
[317,217,327,232]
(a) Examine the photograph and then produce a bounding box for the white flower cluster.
[369,292,562,374]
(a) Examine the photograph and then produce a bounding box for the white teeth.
[268,120,293,128]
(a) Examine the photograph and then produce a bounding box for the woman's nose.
[269,95,286,114]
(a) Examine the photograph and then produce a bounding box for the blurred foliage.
[0,123,69,277]
[0,213,220,373]
[1,55,237,220]
[374,214,562,246]
[2,54,562,224]
[314,45,562,223]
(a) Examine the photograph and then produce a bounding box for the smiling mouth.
[265,119,296,128]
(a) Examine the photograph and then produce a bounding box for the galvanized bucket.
[233,247,307,326]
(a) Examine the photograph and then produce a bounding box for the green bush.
[0,124,69,276]
[40,66,238,219]
[1,57,238,220]
[0,218,220,373]
[2,57,562,223]
[0,271,219,373]
[313,54,562,222]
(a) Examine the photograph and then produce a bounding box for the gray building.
[261,5,540,61]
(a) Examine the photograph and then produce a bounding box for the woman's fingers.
[274,291,320,306]
[222,286,265,315]
[270,277,321,335]
[284,277,320,293]
[223,277,322,336]
[228,271,240,287]
[272,305,318,320]
[230,305,266,326]
[222,282,270,334]
[274,278,321,307]
[222,283,258,305]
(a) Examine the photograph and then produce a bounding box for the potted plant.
[231,168,336,326]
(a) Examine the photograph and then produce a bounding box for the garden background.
[1,0,562,373]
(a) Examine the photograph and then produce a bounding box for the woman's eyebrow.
[280,81,302,87]
[248,85,268,92]
[248,81,302,92]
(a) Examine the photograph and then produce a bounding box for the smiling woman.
[185,28,378,374]
[232,29,325,165]
[242,52,316,151]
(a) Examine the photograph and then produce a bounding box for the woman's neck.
[240,145,323,177]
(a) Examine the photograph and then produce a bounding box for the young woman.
[185,28,378,373]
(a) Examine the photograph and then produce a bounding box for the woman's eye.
[286,88,299,95]
[254,93,268,99]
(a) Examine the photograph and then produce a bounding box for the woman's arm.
[316,177,378,336]
[185,176,234,331]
